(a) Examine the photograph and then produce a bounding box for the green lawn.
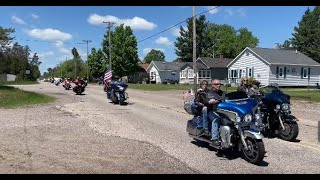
[128,83,320,102]
[0,80,39,85]
[0,86,55,108]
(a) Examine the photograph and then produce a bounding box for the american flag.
[104,66,112,83]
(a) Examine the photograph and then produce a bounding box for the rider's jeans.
[202,107,208,129]
[208,111,220,141]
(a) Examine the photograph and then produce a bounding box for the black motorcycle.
[107,81,128,105]
[73,81,86,95]
[254,85,299,141]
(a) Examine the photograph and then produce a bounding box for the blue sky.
[0,6,313,74]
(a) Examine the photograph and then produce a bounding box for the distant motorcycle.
[108,81,128,105]
[63,80,72,90]
[73,80,86,95]
[186,91,266,165]
[253,85,299,141]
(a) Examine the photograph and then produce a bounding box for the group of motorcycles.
[185,83,299,165]
[59,78,87,95]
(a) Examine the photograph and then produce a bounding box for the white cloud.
[87,14,157,30]
[12,15,26,25]
[237,8,246,17]
[224,8,246,17]
[155,37,172,46]
[143,48,165,56]
[26,28,72,41]
[38,51,54,59]
[31,14,39,19]
[54,41,70,53]
[207,6,219,14]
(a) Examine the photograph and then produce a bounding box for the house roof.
[249,47,320,66]
[198,57,233,68]
[139,63,149,71]
[153,61,188,71]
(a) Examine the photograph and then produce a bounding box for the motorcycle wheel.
[242,138,265,165]
[278,121,299,141]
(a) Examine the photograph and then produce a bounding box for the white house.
[227,47,320,87]
[179,57,232,85]
[146,61,187,84]
[0,74,17,82]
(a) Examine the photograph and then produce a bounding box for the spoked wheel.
[242,138,265,165]
[278,121,299,141]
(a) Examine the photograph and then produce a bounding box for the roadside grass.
[0,86,55,108]
[0,80,39,85]
[128,83,320,102]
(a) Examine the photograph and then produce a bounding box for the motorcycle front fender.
[284,115,298,122]
[243,130,264,140]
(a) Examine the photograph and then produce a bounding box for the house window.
[303,68,308,78]
[180,70,187,78]
[248,68,252,77]
[279,67,283,78]
[188,69,194,78]
[198,70,210,78]
[230,69,238,78]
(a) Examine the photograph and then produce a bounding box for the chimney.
[274,43,281,49]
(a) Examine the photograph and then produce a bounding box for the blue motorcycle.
[186,91,266,165]
[107,81,129,105]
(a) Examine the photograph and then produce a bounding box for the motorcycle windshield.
[111,82,128,91]
[264,93,290,104]
[218,98,257,117]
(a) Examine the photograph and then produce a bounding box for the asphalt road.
[2,82,320,173]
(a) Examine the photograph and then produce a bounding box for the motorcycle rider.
[203,79,226,147]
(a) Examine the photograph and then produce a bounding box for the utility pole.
[83,40,92,83]
[192,6,197,92]
[103,21,115,70]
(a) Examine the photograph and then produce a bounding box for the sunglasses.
[213,83,221,85]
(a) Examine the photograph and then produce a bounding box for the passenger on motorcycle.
[237,77,251,95]
[194,80,209,132]
[203,79,226,147]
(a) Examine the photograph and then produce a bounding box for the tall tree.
[236,28,259,53]
[102,24,139,78]
[88,48,106,79]
[0,26,15,49]
[175,15,209,62]
[143,49,165,63]
[291,7,320,63]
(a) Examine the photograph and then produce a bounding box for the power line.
[137,6,220,43]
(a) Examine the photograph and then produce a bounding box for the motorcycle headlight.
[282,103,290,111]
[276,104,281,110]
[118,86,124,91]
[243,114,252,123]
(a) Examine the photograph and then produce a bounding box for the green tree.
[144,49,165,63]
[291,7,320,63]
[71,47,85,78]
[175,15,209,62]
[236,27,259,53]
[88,48,106,79]
[102,24,139,78]
[0,26,15,49]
